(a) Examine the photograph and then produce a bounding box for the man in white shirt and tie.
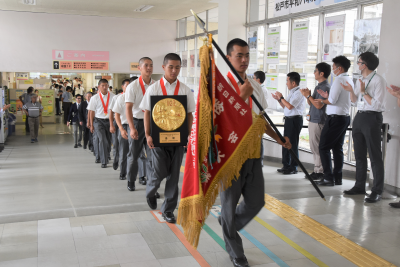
[125,58,156,192]
[272,72,305,175]
[140,53,195,224]
[314,56,353,187]
[341,52,386,203]
[87,79,115,168]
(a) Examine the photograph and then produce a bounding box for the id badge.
[357,101,365,110]
[306,114,311,121]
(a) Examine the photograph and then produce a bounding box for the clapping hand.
[300,88,311,97]
[340,81,354,92]
[272,91,282,101]
[316,89,329,98]
[387,85,400,99]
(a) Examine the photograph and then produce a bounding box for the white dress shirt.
[353,71,386,112]
[283,86,305,117]
[87,91,115,119]
[112,94,128,125]
[140,77,196,113]
[225,73,268,114]
[326,73,353,116]
[125,77,156,119]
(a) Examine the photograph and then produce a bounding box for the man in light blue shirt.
[272,72,305,174]
[62,86,72,125]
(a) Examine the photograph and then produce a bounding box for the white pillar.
[217,0,247,75]
[377,0,400,192]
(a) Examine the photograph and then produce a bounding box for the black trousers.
[55,98,61,115]
[282,116,303,171]
[353,112,384,194]
[319,116,350,181]
[83,125,91,148]
[62,102,71,124]
[25,116,30,132]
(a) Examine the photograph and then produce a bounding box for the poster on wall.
[352,18,381,56]
[266,27,281,64]
[265,74,278,90]
[291,21,310,63]
[16,73,29,80]
[299,73,308,89]
[15,89,25,115]
[248,31,258,72]
[274,0,349,18]
[181,51,188,77]
[323,15,346,62]
[38,90,54,116]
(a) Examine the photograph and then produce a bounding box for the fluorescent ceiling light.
[134,5,154,12]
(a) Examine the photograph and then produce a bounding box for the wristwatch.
[307,95,311,99]
[362,91,369,97]
[279,96,284,102]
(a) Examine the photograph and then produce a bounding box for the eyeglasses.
[357,61,365,65]
[313,69,318,73]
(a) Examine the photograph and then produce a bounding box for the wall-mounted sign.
[53,61,109,71]
[95,76,112,80]
[95,76,102,79]
[52,50,109,61]
[274,0,349,18]
[130,62,139,71]
[16,73,29,80]
[51,75,62,78]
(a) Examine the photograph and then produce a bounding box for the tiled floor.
[0,118,399,266]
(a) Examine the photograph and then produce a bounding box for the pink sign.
[52,50,109,61]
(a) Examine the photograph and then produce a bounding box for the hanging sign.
[274,0,349,18]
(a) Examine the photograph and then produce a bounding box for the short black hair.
[315,62,331,78]
[55,84,59,89]
[359,52,379,71]
[139,57,153,65]
[27,87,34,94]
[66,86,72,91]
[163,53,181,65]
[332,55,351,72]
[226,38,249,56]
[98,79,108,86]
[253,71,266,84]
[75,94,82,98]
[109,86,113,89]
[118,89,123,94]
[287,72,300,86]
[129,76,138,83]
[121,79,130,86]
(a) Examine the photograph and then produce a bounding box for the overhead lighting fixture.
[22,0,36,5]
[134,5,154,12]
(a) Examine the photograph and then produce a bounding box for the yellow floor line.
[254,217,328,267]
[264,194,396,267]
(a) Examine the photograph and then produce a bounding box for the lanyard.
[160,78,180,96]
[227,72,252,108]
[99,92,110,115]
[361,72,376,101]
[139,76,147,95]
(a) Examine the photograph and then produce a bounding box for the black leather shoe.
[119,175,126,180]
[101,164,107,168]
[77,144,82,147]
[155,192,160,198]
[277,167,288,173]
[108,156,111,160]
[283,169,298,175]
[365,192,381,203]
[318,178,334,186]
[343,187,366,195]
[231,256,250,267]
[127,181,135,191]
[113,162,118,170]
[389,201,400,208]
[95,159,100,163]
[335,179,342,185]
[139,177,147,185]
[74,144,78,148]
[162,212,176,223]
[147,196,157,209]
[83,146,87,149]
[218,216,221,225]
[306,172,323,180]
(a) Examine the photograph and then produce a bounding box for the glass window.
[363,3,383,19]
[247,26,265,74]
[187,16,196,36]
[249,0,266,22]
[267,0,275,18]
[196,11,207,32]
[178,18,186,38]
[208,7,218,31]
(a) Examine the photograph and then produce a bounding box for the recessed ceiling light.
[134,5,154,12]
[22,0,36,5]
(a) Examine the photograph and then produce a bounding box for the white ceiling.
[0,0,218,21]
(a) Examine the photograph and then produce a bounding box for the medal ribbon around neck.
[227,72,252,109]
[99,92,110,115]
[160,77,180,96]
[139,76,147,95]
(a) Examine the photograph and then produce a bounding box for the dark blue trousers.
[282,116,303,171]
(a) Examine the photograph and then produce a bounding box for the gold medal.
[152,98,186,131]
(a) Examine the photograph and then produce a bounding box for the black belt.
[327,114,349,118]
[284,115,302,119]
[358,111,381,114]
[94,117,108,121]
[134,118,143,121]
[28,116,39,118]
